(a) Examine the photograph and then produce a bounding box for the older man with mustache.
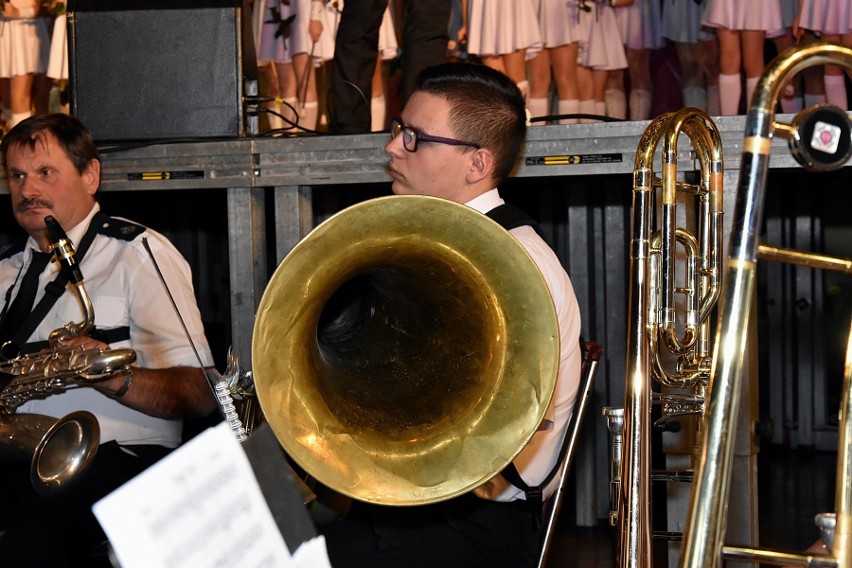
[0,113,216,567]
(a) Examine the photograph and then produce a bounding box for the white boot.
[300,101,319,131]
[557,99,579,125]
[718,73,741,115]
[824,75,848,110]
[527,97,549,125]
[281,97,299,129]
[267,100,285,131]
[604,89,626,119]
[578,99,596,123]
[629,89,652,121]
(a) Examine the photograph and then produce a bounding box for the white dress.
[257,0,296,64]
[0,0,49,78]
[702,0,785,38]
[662,0,714,44]
[797,0,852,35]
[312,0,343,64]
[47,13,67,80]
[535,0,582,49]
[258,0,341,66]
[578,2,627,70]
[465,0,543,58]
[378,4,399,61]
[615,0,664,50]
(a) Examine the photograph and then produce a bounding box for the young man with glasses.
[320,62,583,568]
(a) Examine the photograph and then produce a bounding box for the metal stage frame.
[38,115,803,366]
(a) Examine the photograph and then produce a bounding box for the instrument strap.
[484,203,547,241]
[500,462,544,531]
[6,212,130,355]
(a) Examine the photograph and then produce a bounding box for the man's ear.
[466,148,494,184]
[83,159,101,196]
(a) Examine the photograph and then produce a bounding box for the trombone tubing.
[620,112,672,568]
[680,42,852,568]
[757,244,852,274]
[619,108,723,568]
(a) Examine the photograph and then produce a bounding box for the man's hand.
[472,473,511,500]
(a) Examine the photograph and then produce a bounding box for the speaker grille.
[69,5,244,142]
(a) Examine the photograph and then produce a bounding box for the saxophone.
[0,216,136,493]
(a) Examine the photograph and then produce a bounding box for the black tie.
[0,251,53,341]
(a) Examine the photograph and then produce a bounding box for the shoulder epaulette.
[95,216,147,241]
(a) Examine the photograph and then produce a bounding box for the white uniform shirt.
[1,204,213,448]
[467,189,582,502]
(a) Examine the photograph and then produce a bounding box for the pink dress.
[797,0,852,35]
[702,0,785,37]
[535,0,582,48]
[465,0,543,58]
[578,2,627,70]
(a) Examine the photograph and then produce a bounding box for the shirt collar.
[24,203,100,254]
[464,188,504,213]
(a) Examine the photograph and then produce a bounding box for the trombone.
[682,41,852,568]
[605,106,724,568]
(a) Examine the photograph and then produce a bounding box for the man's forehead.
[404,91,451,130]
[7,133,63,162]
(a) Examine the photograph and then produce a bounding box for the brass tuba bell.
[252,195,560,505]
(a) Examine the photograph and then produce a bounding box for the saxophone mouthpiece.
[44,216,83,284]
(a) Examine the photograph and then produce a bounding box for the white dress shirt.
[466,188,582,502]
[1,204,213,448]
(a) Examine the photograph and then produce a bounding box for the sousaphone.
[252,195,560,505]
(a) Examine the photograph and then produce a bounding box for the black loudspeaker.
[68,0,250,142]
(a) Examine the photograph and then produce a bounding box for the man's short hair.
[415,63,526,185]
[0,113,100,176]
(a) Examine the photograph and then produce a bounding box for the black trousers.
[0,442,170,568]
[329,0,453,134]
[319,493,541,568]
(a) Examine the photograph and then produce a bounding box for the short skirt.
[466,0,543,59]
[615,0,664,50]
[0,17,49,77]
[702,0,785,38]
[535,0,582,49]
[662,0,715,44]
[797,0,852,35]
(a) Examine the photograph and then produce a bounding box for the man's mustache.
[15,198,53,213]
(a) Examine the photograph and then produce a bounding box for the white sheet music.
[93,422,331,568]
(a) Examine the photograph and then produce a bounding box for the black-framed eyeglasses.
[390,118,481,153]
